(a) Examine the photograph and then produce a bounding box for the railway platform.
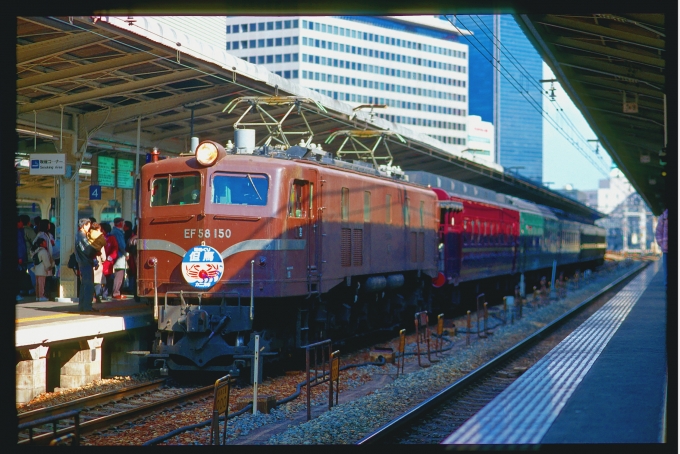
[15,296,155,404]
[443,259,669,445]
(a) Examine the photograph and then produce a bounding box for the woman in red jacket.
[101,222,119,299]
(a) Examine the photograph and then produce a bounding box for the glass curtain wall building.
[225,16,471,149]
[456,15,543,183]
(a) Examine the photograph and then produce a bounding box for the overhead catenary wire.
[448,15,610,177]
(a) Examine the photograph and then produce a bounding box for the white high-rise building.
[225,16,471,151]
[597,167,635,215]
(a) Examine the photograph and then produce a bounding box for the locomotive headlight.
[195,141,225,166]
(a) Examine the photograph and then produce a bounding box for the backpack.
[32,250,42,267]
[68,252,79,271]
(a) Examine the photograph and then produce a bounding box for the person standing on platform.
[32,237,54,301]
[655,208,668,287]
[111,217,128,299]
[75,218,98,312]
[50,222,59,263]
[20,214,37,293]
[88,222,107,304]
[101,222,117,299]
[126,224,139,301]
[34,219,55,259]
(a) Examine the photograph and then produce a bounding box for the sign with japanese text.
[181,245,224,289]
[117,159,135,189]
[29,153,66,175]
[98,156,116,187]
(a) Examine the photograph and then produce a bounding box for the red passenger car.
[432,188,519,288]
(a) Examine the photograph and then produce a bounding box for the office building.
[457,15,544,182]
[225,16,471,150]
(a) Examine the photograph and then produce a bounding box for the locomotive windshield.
[150,173,201,206]
[212,172,269,206]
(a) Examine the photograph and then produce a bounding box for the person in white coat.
[32,237,55,301]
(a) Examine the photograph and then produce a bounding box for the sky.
[541,63,614,192]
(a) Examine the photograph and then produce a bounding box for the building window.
[275,37,282,46]
[267,21,273,30]
[267,38,273,47]
[266,55,273,64]
[249,23,256,32]
[257,56,264,64]
[258,22,264,31]
[284,37,291,46]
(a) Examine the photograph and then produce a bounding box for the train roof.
[407,170,600,226]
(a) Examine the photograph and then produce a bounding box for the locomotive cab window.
[212,173,268,206]
[151,173,201,206]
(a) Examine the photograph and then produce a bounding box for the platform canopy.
[516,13,669,216]
[17,14,667,221]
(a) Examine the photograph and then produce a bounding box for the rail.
[356,260,649,444]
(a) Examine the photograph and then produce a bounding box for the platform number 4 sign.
[90,185,102,200]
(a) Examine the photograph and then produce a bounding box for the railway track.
[356,262,646,445]
[18,379,214,446]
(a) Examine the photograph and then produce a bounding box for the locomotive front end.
[138,141,278,379]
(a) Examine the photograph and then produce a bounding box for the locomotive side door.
[287,177,318,294]
[306,171,319,293]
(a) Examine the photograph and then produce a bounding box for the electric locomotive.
[138,141,438,379]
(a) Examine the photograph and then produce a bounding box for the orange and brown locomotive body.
[138,141,438,377]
